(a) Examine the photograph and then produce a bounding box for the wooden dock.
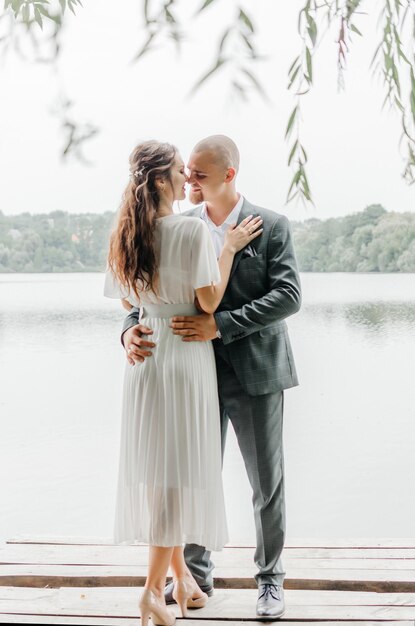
[1,536,415,624]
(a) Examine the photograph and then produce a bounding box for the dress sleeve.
[103,267,130,300]
[190,220,221,290]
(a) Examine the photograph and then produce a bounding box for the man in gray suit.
[121,135,301,618]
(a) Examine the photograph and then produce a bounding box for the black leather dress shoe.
[164,580,214,605]
[256,584,285,618]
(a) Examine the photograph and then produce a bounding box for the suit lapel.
[230,198,257,279]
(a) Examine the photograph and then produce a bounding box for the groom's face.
[187,149,228,205]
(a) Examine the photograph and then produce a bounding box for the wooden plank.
[7,535,415,548]
[6,540,415,560]
[285,548,415,559]
[0,617,147,625]
[3,543,415,569]
[2,621,413,626]
[1,587,415,620]
[3,542,415,593]
[2,563,415,592]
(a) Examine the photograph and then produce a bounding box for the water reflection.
[345,302,415,331]
[2,301,415,334]
[301,302,415,335]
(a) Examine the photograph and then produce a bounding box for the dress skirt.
[113,303,229,552]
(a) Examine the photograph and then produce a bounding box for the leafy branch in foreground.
[1,0,97,161]
[371,0,415,184]
[3,0,82,35]
[3,0,415,205]
[133,1,267,102]
[287,0,415,204]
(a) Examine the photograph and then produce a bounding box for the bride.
[104,140,262,625]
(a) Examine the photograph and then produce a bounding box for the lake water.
[0,272,414,545]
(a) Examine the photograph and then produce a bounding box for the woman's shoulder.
[158,214,201,225]
[162,214,206,234]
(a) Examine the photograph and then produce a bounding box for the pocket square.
[241,245,258,258]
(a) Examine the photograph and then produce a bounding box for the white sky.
[0,0,414,221]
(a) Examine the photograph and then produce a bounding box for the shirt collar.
[201,194,244,228]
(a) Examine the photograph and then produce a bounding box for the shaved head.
[192,135,240,173]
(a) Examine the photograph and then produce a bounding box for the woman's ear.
[156,178,166,192]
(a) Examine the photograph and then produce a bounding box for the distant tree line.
[0,210,114,273]
[293,204,415,272]
[0,204,414,273]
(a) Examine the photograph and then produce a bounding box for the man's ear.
[225,167,237,183]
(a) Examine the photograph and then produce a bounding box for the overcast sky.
[0,0,414,222]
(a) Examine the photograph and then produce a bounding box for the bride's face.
[166,153,188,202]
[187,150,229,205]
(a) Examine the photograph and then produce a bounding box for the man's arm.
[215,215,301,345]
[121,307,157,365]
[121,307,140,346]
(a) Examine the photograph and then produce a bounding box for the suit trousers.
[184,350,286,587]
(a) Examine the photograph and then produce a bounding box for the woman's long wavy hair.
[107,140,177,300]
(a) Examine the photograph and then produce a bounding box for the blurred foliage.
[2,0,415,204]
[0,204,414,273]
[0,0,98,161]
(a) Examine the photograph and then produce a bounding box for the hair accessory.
[133,167,144,178]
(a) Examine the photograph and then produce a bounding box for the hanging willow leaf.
[196,0,217,14]
[132,31,157,62]
[11,0,23,15]
[22,2,30,23]
[218,26,231,54]
[287,169,302,198]
[241,32,256,56]
[189,57,227,94]
[34,7,43,28]
[239,67,269,100]
[306,46,312,83]
[350,23,363,36]
[232,80,248,101]
[285,106,298,139]
[288,64,301,89]
[288,139,299,166]
[307,14,317,45]
[36,5,50,17]
[288,55,300,76]
[239,8,254,33]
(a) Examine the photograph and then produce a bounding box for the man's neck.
[205,192,241,226]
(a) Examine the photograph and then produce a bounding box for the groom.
[121,135,301,618]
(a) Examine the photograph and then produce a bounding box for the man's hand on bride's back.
[224,214,263,254]
[122,324,156,365]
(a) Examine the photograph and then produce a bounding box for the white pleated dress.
[104,214,229,551]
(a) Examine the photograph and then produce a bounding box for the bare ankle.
[145,584,165,600]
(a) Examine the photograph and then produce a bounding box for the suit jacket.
[121,198,301,396]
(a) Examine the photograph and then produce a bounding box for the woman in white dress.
[104,140,263,626]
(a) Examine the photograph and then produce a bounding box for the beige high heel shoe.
[172,578,208,617]
[139,588,176,626]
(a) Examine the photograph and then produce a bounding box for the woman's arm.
[196,215,263,314]
[121,298,133,312]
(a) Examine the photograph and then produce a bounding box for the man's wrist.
[213,314,222,340]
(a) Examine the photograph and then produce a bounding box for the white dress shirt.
[200,195,244,258]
